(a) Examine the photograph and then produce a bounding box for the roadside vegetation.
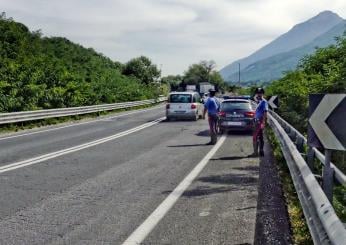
[239,34,346,241]
[266,128,313,244]
[261,35,346,229]
[265,35,346,220]
[161,60,231,93]
[0,13,167,114]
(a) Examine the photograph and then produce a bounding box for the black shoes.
[206,141,216,145]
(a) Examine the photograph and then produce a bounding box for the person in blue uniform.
[252,87,268,156]
[202,89,220,145]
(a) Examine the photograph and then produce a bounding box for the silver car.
[166,92,203,121]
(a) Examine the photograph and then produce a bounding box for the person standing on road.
[203,89,220,145]
[251,87,268,156]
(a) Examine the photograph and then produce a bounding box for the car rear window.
[221,101,251,111]
[169,94,192,103]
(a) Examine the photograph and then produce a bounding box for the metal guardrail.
[0,97,166,125]
[268,111,346,245]
[270,110,346,187]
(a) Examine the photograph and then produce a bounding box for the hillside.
[220,11,344,82]
[0,15,158,113]
[227,20,346,83]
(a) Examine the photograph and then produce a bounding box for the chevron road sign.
[308,94,346,151]
[268,95,278,109]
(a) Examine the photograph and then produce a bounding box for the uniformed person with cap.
[251,87,268,156]
[202,89,220,145]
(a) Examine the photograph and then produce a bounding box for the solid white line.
[122,135,226,245]
[0,106,164,141]
[0,117,165,173]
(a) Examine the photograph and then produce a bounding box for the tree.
[183,60,227,91]
[122,56,161,85]
[161,75,182,91]
[0,15,159,112]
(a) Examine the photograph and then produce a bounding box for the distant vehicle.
[199,82,215,95]
[230,95,251,100]
[218,99,256,133]
[186,85,197,91]
[166,92,203,121]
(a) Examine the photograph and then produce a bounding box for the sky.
[1,0,346,75]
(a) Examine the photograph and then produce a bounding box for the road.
[0,105,280,244]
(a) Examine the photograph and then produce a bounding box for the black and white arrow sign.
[308,94,346,151]
[268,95,278,109]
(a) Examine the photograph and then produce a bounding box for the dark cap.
[255,87,265,94]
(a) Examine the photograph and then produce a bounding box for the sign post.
[308,93,346,202]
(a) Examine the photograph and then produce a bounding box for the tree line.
[0,14,165,113]
[161,60,230,93]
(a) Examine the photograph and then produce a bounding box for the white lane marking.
[0,106,164,141]
[0,117,165,173]
[122,135,226,245]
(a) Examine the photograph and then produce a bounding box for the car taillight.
[218,111,226,117]
[245,111,255,118]
[166,104,170,109]
[191,104,197,109]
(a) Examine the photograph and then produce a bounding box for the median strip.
[122,135,226,245]
[0,117,165,173]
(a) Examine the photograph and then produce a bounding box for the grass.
[334,185,346,222]
[0,103,161,135]
[266,127,313,245]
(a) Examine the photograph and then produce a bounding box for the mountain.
[220,10,345,82]
[226,20,346,83]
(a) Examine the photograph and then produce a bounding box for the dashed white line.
[0,117,165,173]
[0,105,164,141]
[122,135,226,245]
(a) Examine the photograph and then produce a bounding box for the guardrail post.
[289,131,296,142]
[322,149,334,202]
[296,137,304,153]
[307,146,315,171]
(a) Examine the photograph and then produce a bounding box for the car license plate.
[174,111,186,113]
[226,114,243,118]
[227,121,242,126]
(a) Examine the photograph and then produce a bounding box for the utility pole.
[238,63,241,87]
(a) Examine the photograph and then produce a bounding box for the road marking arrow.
[309,94,345,151]
[268,95,278,109]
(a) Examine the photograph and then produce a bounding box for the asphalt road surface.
[0,105,288,244]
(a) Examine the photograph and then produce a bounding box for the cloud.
[1,0,345,75]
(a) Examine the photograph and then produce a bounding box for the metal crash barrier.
[268,111,346,245]
[0,97,166,125]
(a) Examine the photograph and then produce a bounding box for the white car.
[166,91,203,121]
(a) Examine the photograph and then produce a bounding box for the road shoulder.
[254,135,292,244]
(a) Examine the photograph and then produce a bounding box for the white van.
[166,92,203,121]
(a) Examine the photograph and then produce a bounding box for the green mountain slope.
[227,20,346,84]
[220,11,344,80]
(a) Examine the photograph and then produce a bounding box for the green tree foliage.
[0,15,159,112]
[122,56,161,85]
[266,35,346,133]
[160,75,183,91]
[266,36,346,218]
[183,60,227,91]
